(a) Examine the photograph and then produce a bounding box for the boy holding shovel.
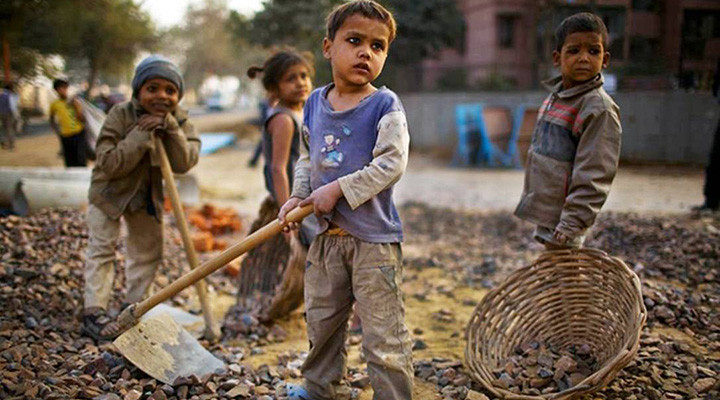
[279,1,413,398]
[83,55,200,341]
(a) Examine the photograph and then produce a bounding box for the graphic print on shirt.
[321,133,344,168]
[341,124,352,136]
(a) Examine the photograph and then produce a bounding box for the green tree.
[160,0,266,94]
[53,0,157,93]
[0,0,59,81]
[238,0,342,84]
[0,0,155,90]
[384,0,465,64]
[239,0,465,91]
[380,0,465,91]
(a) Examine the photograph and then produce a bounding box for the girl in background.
[232,49,318,322]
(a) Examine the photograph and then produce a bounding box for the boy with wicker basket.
[515,13,622,249]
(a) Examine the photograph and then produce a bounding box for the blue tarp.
[199,133,237,156]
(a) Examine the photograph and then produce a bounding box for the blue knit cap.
[131,55,184,99]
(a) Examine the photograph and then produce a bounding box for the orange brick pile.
[188,204,243,252]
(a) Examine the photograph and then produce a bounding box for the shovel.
[113,201,313,384]
[153,136,220,341]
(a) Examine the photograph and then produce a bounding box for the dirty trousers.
[84,204,163,309]
[302,234,414,400]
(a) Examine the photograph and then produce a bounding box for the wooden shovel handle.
[121,203,314,325]
[154,137,219,340]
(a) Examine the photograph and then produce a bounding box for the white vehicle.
[205,90,236,111]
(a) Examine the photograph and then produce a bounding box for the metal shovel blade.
[113,313,225,384]
[142,303,205,338]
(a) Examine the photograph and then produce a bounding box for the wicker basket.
[465,248,647,400]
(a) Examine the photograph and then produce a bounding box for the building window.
[498,15,517,49]
[682,10,720,60]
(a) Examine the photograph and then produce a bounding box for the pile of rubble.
[489,342,597,395]
[1,204,718,399]
[188,204,243,253]
[401,204,719,399]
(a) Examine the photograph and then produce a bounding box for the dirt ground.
[1,121,717,400]
[194,134,706,216]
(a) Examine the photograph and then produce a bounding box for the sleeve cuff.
[291,184,311,200]
[338,175,362,210]
[554,221,585,240]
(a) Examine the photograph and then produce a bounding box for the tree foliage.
[237,0,342,84]
[245,0,341,50]
[0,0,59,79]
[1,0,156,88]
[384,0,465,64]
[234,0,465,90]
[161,0,267,92]
[176,0,240,89]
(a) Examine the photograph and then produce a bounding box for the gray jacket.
[515,74,622,239]
[89,100,200,221]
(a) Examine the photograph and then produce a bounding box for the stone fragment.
[226,384,251,398]
[693,378,717,393]
[124,389,141,400]
[465,390,489,400]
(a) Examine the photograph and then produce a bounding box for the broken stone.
[226,384,251,398]
[693,378,717,393]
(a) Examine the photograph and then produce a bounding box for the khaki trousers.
[84,204,163,309]
[302,234,413,400]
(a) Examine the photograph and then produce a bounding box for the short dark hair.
[554,13,608,52]
[326,0,397,44]
[247,49,315,92]
[53,79,69,91]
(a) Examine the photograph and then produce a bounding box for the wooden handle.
[131,201,314,319]
[154,137,219,339]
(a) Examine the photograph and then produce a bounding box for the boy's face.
[322,14,391,89]
[138,78,179,115]
[275,63,312,108]
[55,85,68,99]
[553,32,609,89]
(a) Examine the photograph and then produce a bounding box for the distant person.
[514,13,622,249]
[83,55,200,341]
[237,49,319,320]
[278,2,413,399]
[695,60,720,212]
[0,83,20,150]
[50,79,87,166]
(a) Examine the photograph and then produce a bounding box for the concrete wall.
[402,91,719,165]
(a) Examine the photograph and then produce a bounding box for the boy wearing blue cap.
[82,55,200,341]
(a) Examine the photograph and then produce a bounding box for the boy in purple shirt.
[278,1,412,399]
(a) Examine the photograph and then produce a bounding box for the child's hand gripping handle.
[116,203,314,333]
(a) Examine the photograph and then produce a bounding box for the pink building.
[421,0,720,90]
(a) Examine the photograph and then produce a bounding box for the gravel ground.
[1,122,716,400]
[1,204,717,400]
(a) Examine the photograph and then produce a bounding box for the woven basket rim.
[464,248,647,400]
